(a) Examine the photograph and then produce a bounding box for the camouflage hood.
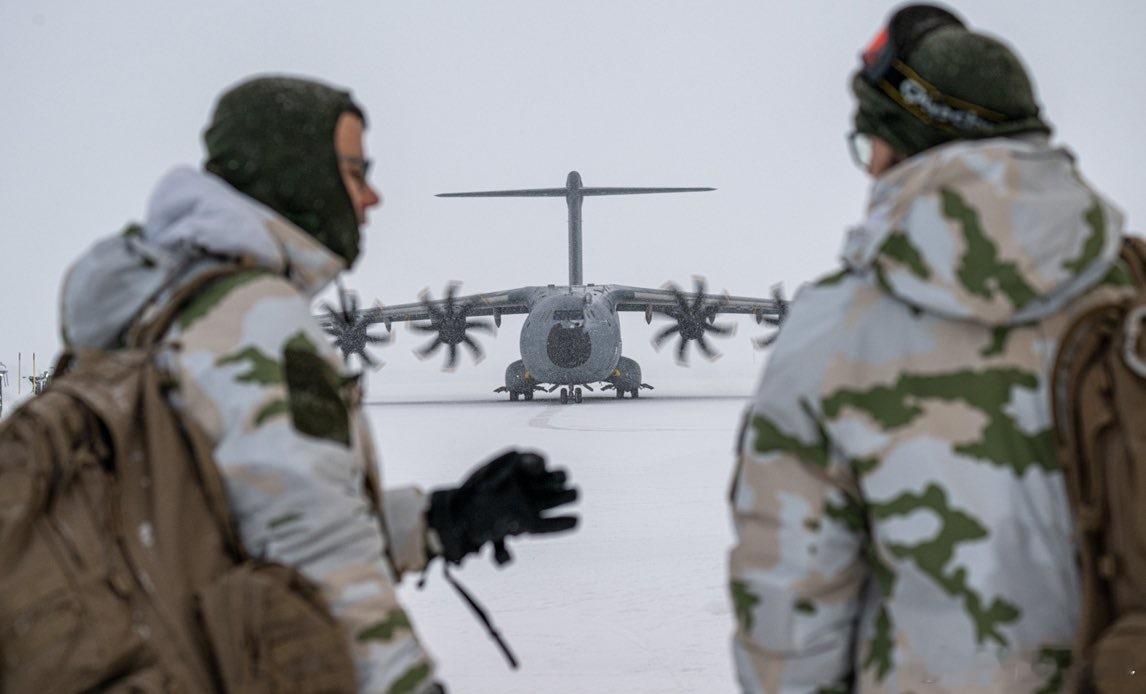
[61,166,344,350]
[841,136,1124,326]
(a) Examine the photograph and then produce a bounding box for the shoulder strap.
[1119,236,1146,288]
[125,261,263,561]
[141,361,250,562]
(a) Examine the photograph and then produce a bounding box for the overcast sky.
[2,1,1145,392]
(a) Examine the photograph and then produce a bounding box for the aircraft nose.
[547,323,591,368]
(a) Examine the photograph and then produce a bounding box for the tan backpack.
[0,267,357,692]
[1052,237,1146,694]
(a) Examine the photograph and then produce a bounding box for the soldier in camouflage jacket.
[729,7,1131,693]
[60,76,577,693]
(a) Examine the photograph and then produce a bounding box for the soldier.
[729,5,1129,692]
[59,76,577,692]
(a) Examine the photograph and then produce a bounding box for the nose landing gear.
[558,386,584,404]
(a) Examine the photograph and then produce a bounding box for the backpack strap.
[140,361,251,563]
[124,261,266,563]
[1119,236,1146,288]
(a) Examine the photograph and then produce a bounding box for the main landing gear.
[600,356,653,399]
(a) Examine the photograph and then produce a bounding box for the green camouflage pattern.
[729,138,1128,692]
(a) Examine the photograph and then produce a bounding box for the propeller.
[411,283,495,370]
[322,285,391,370]
[754,284,790,349]
[651,277,735,365]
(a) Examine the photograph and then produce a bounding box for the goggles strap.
[876,60,1008,134]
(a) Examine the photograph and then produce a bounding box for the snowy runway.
[372,387,751,693]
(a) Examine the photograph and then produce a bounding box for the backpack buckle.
[1122,306,1146,378]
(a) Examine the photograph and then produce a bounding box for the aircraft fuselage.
[519,285,623,386]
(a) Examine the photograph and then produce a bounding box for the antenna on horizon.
[437,171,713,286]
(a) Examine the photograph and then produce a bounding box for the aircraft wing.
[319,286,536,330]
[613,285,786,322]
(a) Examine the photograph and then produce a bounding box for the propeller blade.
[359,349,380,370]
[652,324,680,349]
[676,338,690,365]
[364,332,390,345]
[691,277,706,313]
[445,343,460,370]
[754,333,779,349]
[706,322,735,336]
[462,335,485,362]
[702,298,729,322]
[771,284,790,320]
[670,286,691,316]
[411,322,440,333]
[419,290,446,322]
[415,337,443,359]
[466,319,496,334]
[697,336,720,361]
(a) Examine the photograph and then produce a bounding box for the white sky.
[2,1,1145,389]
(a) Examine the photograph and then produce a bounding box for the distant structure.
[27,369,52,396]
[0,362,7,418]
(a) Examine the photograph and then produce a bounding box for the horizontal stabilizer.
[437,186,713,198]
[438,188,568,197]
[581,187,713,195]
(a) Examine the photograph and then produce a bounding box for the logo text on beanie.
[901,79,992,132]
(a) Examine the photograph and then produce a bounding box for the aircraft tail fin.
[437,171,714,286]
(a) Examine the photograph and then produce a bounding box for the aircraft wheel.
[510,391,519,401]
[631,388,640,399]
[615,388,625,399]
[574,387,583,403]
[560,388,569,404]
[524,389,534,401]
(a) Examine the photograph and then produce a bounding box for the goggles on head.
[859,4,1008,134]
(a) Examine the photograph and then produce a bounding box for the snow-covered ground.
[375,377,755,694]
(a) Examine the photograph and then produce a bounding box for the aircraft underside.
[494,356,652,403]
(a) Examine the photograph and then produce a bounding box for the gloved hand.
[427,450,578,565]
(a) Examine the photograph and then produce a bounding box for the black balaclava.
[203,75,366,266]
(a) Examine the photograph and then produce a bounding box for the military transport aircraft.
[322,171,787,403]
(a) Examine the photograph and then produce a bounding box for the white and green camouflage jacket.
[61,167,438,693]
[730,137,1132,693]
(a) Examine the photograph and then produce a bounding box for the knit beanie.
[203,75,366,266]
[852,4,1051,158]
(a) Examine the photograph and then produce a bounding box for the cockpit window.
[554,309,584,321]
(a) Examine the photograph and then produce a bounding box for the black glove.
[427,450,578,565]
